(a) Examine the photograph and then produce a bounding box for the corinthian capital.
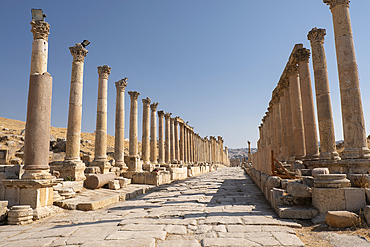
[150,102,159,111]
[128,91,140,100]
[307,28,326,44]
[157,110,164,118]
[294,48,310,63]
[97,65,111,79]
[164,112,172,120]
[115,78,128,91]
[69,43,88,62]
[30,20,50,41]
[323,0,350,9]
[287,64,299,77]
[142,97,151,106]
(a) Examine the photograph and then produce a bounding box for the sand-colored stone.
[150,102,159,164]
[158,110,165,165]
[141,97,151,165]
[164,112,172,164]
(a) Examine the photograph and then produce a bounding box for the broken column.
[150,102,159,164]
[164,112,172,164]
[62,42,88,180]
[91,65,111,174]
[288,64,306,160]
[128,91,141,171]
[295,48,319,160]
[141,97,151,168]
[324,0,370,158]
[114,78,128,170]
[157,110,165,165]
[308,27,340,160]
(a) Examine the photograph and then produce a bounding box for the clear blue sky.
[1,1,370,149]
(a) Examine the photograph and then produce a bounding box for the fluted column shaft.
[308,27,339,160]
[164,113,172,164]
[114,78,128,169]
[128,91,140,158]
[158,111,165,165]
[295,48,319,160]
[174,119,180,162]
[142,97,151,165]
[170,118,175,162]
[279,92,288,160]
[150,103,159,163]
[324,0,370,158]
[179,122,185,163]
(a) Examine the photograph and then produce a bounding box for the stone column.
[141,97,151,167]
[308,27,340,160]
[273,95,283,159]
[324,0,370,158]
[184,125,188,163]
[189,129,193,163]
[170,117,175,163]
[248,141,251,162]
[91,65,111,173]
[128,91,141,171]
[218,136,224,164]
[150,102,159,164]
[179,121,185,163]
[164,112,172,164]
[174,118,180,162]
[62,43,88,180]
[295,48,320,160]
[114,78,128,171]
[288,64,306,160]
[157,111,165,165]
[279,90,288,160]
[30,20,49,75]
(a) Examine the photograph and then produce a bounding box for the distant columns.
[174,118,180,162]
[150,102,159,164]
[170,118,175,162]
[295,48,319,160]
[158,111,165,165]
[184,125,188,163]
[308,27,340,160]
[141,97,151,165]
[164,112,172,164]
[324,0,370,158]
[128,91,141,171]
[114,78,128,170]
[179,122,185,163]
[92,65,111,173]
[281,81,295,161]
[288,64,306,160]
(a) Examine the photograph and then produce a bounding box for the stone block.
[7,205,33,225]
[59,160,86,181]
[312,188,345,213]
[365,188,370,204]
[0,200,8,222]
[277,206,318,219]
[302,176,314,187]
[291,162,305,172]
[85,166,101,174]
[314,174,350,188]
[298,169,312,176]
[287,182,311,198]
[364,205,370,225]
[344,187,366,212]
[266,176,281,189]
[108,180,120,190]
[115,177,131,188]
[312,168,329,177]
[281,179,290,190]
[325,211,359,228]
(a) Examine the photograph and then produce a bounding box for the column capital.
[164,112,172,120]
[150,102,159,111]
[97,65,111,79]
[179,121,185,127]
[323,0,349,10]
[307,27,326,44]
[287,64,299,77]
[294,48,310,63]
[280,78,290,89]
[142,97,151,106]
[69,43,88,62]
[128,91,140,100]
[170,117,175,123]
[115,78,128,91]
[30,20,50,41]
[157,110,164,118]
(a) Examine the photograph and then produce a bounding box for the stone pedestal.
[114,78,128,171]
[91,65,111,174]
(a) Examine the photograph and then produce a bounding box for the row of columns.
[254,0,369,173]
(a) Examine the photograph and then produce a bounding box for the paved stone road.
[0,167,305,246]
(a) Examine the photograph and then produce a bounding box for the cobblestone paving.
[0,167,305,246]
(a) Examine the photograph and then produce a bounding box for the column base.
[2,178,56,209]
[61,160,86,181]
[142,163,155,172]
[114,161,128,172]
[90,160,111,174]
[125,156,142,172]
[341,147,370,159]
[303,153,319,161]
[22,169,52,180]
[319,151,341,161]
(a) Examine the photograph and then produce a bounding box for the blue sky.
[1,1,370,149]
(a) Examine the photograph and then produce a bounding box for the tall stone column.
[279,90,288,160]
[62,43,88,181]
[174,118,180,162]
[273,96,282,159]
[189,129,193,163]
[295,48,320,160]
[150,102,159,164]
[179,121,185,163]
[218,136,224,164]
[281,81,295,162]
[114,78,128,171]
[184,125,188,163]
[91,65,111,173]
[324,0,370,159]
[288,64,306,160]
[164,112,172,164]
[308,27,340,160]
[128,91,141,171]
[141,97,151,167]
[157,111,165,165]
[248,141,251,162]
[170,118,175,163]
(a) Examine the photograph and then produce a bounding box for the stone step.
[277,205,319,219]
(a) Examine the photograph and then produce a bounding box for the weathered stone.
[364,205,370,225]
[158,240,200,247]
[164,224,187,235]
[115,177,131,188]
[314,174,350,188]
[325,211,359,228]
[266,176,281,189]
[312,168,329,177]
[312,188,345,213]
[108,180,120,190]
[365,188,370,204]
[84,173,116,189]
[287,182,311,198]
[302,176,314,187]
[344,188,366,212]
